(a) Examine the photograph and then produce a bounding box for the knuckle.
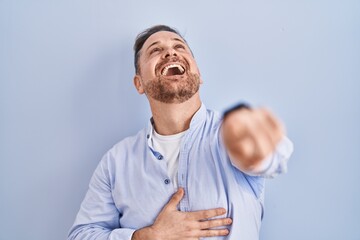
[217,208,225,215]
[204,231,213,237]
[185,224,193,231]
[199,221,209,229]
[170,196,179,203]
[211,219,222,227]
[184,214,191,221]
[202,211,211,219]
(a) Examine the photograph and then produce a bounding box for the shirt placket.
[146,128,174,190]
[178,130,191,212]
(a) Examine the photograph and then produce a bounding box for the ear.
[197,67,203,84]
[199,74,203,84]
[133,75,145,94]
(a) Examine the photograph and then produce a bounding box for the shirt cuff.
[242,136,294,178]
[109,228,136,240]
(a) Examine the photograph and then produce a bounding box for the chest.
[111,137,262,231]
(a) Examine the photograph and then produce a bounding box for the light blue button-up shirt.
[68,104,293,240]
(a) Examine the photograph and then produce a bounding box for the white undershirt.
[152,130,187,189]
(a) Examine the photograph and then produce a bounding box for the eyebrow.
[172,37,185,44]
[146,37,186,52]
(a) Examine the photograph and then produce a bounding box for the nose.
[163,48,177,59]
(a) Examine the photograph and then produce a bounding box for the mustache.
[155,57,189,75]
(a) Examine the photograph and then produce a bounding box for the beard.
[143,72,200,104]
[142,57,201,104]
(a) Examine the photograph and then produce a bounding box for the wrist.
[131,226,158,240]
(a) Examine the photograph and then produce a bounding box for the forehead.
[142,31,185,51]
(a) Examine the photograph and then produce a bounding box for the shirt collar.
[189,102,206,129]
[146,102,206,137]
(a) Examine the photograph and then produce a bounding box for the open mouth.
[161,64,185,76]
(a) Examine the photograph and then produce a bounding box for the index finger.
[188,208,227,220]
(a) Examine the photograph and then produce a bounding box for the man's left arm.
[221,107,293,177]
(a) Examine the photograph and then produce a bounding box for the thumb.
[165,188,184,210]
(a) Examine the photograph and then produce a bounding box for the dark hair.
[133,25,186,73]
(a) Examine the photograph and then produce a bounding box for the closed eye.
[150,47,162,55]
[175,44,185,50]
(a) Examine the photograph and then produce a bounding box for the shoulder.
[91,127,147,185]
[110,128,147,155]
[99,128,147,168]
[206,108,222,120]
[204,108,223,130]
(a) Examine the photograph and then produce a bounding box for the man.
[68,25,293,240]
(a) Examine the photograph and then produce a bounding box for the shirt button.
[157,155,163,160]
[164,179,170,184]
[146,134,150,139]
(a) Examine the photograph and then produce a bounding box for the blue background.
[1,0,359,239]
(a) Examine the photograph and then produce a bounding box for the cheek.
[142,59,158,75]
[138,55,155,74]
[140,65,155,78]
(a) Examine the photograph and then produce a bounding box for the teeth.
[161,64,185,76]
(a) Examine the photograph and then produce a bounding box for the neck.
[148,94,201,135]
